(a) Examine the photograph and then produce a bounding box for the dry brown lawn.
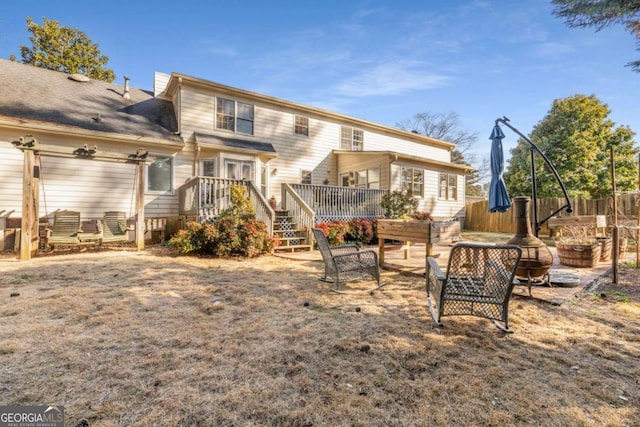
[0,247,638,427]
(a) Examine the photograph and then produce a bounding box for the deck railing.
[179,179,386,241]
[289,184,387,223]
[282,183,315,246]
[178,177,274,234]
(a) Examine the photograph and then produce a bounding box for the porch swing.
[10,135,150,259]
[39,154,137,247]
[100,171,139,244]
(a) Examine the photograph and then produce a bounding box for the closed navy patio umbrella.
[488,124,511,213]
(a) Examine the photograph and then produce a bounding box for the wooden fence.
[465,193,639,234]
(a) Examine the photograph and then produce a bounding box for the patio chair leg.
[426,296,444,327]
[492,319,513,334]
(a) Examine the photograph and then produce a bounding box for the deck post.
[20,151,39,260]
[135,161,145,251]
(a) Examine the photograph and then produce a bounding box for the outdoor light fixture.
[494,116,572,237]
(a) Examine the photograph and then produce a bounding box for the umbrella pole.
[530,147,540,237]
[494,117,573,232]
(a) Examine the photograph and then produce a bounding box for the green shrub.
[381,190,418,218]
[168,185,275,257]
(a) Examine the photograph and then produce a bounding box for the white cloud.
[333,60,451,97]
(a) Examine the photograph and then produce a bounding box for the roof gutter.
[333,150,474,173]
[0,117,185,150]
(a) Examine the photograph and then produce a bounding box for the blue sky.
[1,0,638,166]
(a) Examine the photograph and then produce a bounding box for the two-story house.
[0,59,471,252]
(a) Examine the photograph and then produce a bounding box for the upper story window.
[340,126,363,151]
[439,173,458,200]
[295,115,309,136]
[401,167,423,197]
[216,97,254,135]
[237,102,254,134]
[147,156,174,194]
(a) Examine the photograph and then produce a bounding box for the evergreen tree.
[10,17,115,82]
[553,0,640,71]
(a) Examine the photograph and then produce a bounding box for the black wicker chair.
[312,227,385,293]
[426,243,522,332]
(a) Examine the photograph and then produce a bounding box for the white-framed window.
[147,156,174,194]
[401,167,423,197]
[367,167,380,189]
[340,126,363,151]
[237,102,254,135]
[216,97,254,135]
[216,98,235,131]
[439,172,458,200]
[295,115,309,136]
[341,167,380,189]
[301,169,312,184]
[201,159,216,176]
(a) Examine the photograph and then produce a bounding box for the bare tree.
[397,111,488,196]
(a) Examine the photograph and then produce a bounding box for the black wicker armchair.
[426,243,522,332]
[312,227,384,293]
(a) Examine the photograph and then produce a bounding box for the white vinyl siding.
[0,134,188,221]
[38,156,138,220]
[0,141,28,218]
[173,82,459,205]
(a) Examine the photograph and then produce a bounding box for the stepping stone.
[549,270,581,288]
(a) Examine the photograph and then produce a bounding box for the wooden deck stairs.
[272,210,312,253]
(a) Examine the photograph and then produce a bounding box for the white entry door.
[224,159,254,181]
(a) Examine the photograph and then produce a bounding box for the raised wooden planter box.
[376,219,460,266]
[557,242,601,268]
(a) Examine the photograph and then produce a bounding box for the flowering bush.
[316,218,376,247]
[315,221,349,245]
[169,185,275,257]
[346,218,375,246]
[412,211,434,221]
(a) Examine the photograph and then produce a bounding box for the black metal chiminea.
[506,196,553,295]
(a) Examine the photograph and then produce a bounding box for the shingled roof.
[0,59,179,141]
